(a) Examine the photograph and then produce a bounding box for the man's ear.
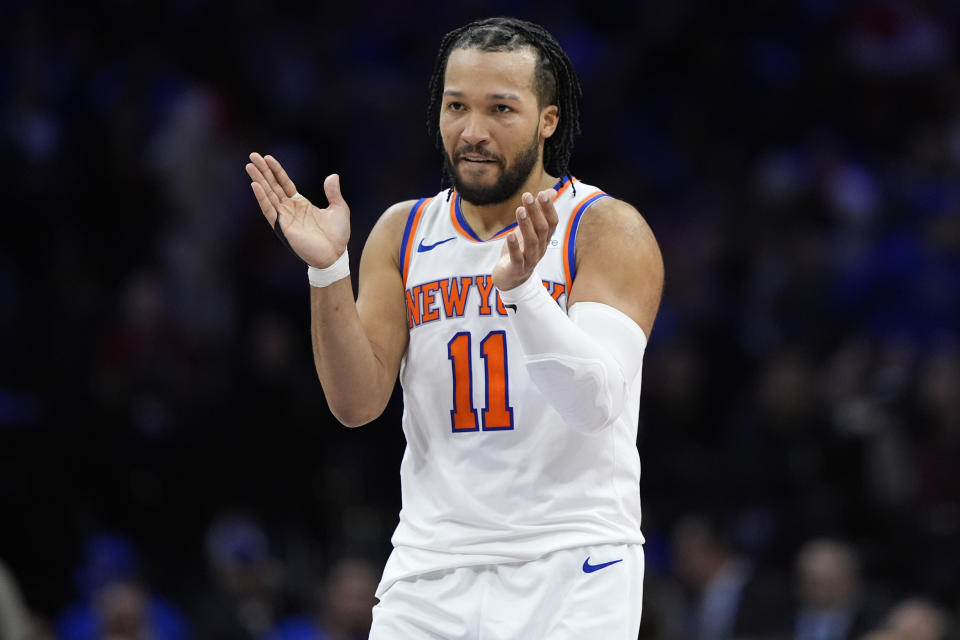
[540,105,559,139]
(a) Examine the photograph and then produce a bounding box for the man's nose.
[460,112,489,146]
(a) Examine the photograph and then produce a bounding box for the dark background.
[1,0,959,637]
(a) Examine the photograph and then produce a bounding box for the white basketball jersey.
[378,177,646,595]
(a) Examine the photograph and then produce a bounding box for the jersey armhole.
[561,191,611,294]
[399,197,432,287]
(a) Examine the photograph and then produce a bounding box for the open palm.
[246,152,350,268]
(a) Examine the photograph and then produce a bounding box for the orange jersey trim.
[562,191,609,294]
[401,197,432,286]
[448,175,574,243]
[449,194,477,241]
[553,176,575,200]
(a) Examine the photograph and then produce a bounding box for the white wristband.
[497,269,550,306]
[307,249,350,287]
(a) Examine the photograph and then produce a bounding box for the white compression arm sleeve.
[498,270,647,434]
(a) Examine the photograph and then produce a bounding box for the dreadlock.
[426,17,583,193]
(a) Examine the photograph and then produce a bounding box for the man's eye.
[495,104,512,113]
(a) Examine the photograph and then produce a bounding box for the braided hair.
[426,17,583,191]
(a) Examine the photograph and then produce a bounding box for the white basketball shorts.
[369,543,643,639]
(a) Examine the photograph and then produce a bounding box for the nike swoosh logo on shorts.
[417,237,456,252]
[582,557,623,573]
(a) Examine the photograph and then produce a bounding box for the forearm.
[310,279,394,427]
[498,271,647,433]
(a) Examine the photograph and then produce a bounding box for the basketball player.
[245,17,663,638]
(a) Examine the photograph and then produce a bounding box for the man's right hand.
[246,152,350,268]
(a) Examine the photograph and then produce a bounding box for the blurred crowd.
[0,523,377,640]
[1,0,958,639]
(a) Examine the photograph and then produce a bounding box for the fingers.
[264,154,298,198]
[516,190,558,256]
[524,192,550,240]
[246,161,279,205]
[250,181,279,225]
[506,228,524,266]
[249,152,288,203]
[539,189,560,228]
[515,198,536,263]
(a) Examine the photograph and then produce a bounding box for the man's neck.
[459,170,560,240]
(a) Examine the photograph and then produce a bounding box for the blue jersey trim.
[566,193,611,284]
[454,194,518,242]
[400,198,428,266]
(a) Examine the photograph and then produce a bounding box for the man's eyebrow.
[443,90,523,101]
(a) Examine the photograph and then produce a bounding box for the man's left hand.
[492,189,559,290]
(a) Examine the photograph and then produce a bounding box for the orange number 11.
[447,331,515,432]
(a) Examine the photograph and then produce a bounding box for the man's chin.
[453,171,502,192]
[456,176,500,193]
[454,184,516,207]
[456,163,500,181]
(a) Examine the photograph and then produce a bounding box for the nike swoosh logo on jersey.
[417,237,456,252]
[504,303,517,313]
[582,557,623,573]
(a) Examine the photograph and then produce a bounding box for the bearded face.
[438,47,555,207]
[444,126,540,206]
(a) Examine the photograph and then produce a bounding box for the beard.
[444,129,540,206]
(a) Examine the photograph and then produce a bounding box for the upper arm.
[355,200,418,383]
[566,198,664,338]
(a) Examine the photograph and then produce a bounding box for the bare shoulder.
[569,196,664,336]
[362,199,421,269]
[575,197,660,261]
[378,199,422,228]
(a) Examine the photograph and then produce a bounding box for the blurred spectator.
[318,560,377,640]
[793,538,877,640]
[726,349,857,553]
[146,83,244,343]
[235,310,323,432]
[93,271,200,437]
[55,534,190,640]
[267,558,378,640]
[670,514,790,640]
[882,597,951,640]
[94,580,150,640]
[912,348,960,516]
[195,515,289,640]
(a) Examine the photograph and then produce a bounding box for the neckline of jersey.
[450,176,575,243]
